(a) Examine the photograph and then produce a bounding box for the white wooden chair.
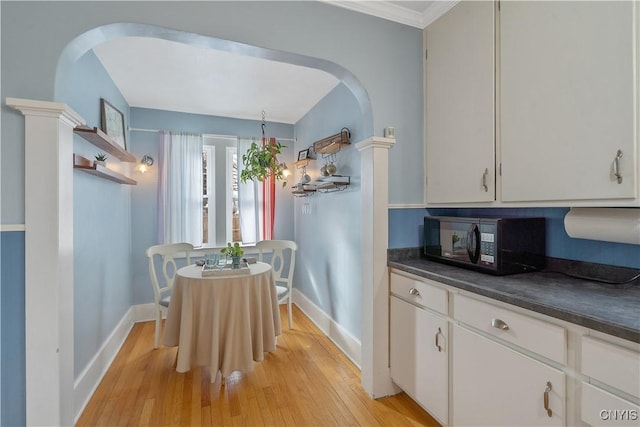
[255,240,297,329]
[145,242,194,348]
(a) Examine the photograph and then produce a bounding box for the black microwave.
[424,216,546,275]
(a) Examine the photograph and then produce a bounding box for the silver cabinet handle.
[482,168,489,192]
[409,287,420,296]
[434,327,444,352]
[544,381,553,417]
[491,318,509,330]
[613,149,623,184]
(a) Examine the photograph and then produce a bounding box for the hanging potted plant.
[240,111,288,187]
[240,140,287,187]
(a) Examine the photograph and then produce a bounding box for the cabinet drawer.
[390,272,448,314]
[454,293,566,364]
[582,382,640,426]
[582,336,640,398]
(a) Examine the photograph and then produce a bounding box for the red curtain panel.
[262,137,276,240]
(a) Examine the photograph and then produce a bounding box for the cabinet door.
[452,325,565,426]
[390,296,449,425]
[500,1,636,202]
[425,0,495,203]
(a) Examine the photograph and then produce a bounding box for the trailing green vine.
[240,140,288,187]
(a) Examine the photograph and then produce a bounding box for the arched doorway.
[20,22,375,424]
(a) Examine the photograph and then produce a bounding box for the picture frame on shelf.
[100,98,127,150]
[297,148,309,161]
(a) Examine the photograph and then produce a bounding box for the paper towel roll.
[564,208,640,245]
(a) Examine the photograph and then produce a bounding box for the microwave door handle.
[467,224,481,264]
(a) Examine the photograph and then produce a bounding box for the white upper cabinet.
[425,1,495,203]
[500,1,637,203]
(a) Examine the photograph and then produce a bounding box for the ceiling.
[93,1,454,125]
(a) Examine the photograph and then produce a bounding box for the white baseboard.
[133,302,161,322]
[73,305,137,423]
[292,289,362,368]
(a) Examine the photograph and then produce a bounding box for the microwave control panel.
[479,223,497,265]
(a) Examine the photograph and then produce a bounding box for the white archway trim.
[55,23,374,135]
[6,97,84,426]
[356,136,398,398]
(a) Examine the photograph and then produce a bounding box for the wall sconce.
[138,155,154,173]
[281,162,291,178]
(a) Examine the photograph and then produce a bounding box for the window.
[202,136,240,246]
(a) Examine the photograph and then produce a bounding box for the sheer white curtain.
[237,137,262,244]
[158,131,204,246]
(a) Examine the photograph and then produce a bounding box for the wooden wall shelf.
[73,154,137,185]
[73,126,136,162]
[313,128,351,156]
[316,175,350,193]
[294,159,313,168]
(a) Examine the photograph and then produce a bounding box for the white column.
[356,136,397,398]
[6,98,84,426]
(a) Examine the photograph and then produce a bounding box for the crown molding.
[322,0,424,28]
[321,1,460,29]
[421,1,459,28]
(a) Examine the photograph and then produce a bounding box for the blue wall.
[57,50,135,378]
[294,83,365,339]
[129,107,295,305]
[389,207,640,269]
[1,231,25,427]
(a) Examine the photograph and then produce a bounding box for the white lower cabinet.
[452,324,565,426]
[582,383,640,427]
[390,295,449,425]
[580,335,640,426]
[389,269,639,427]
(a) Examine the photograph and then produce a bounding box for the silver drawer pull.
[482,168,489,192]
[434,327,445,352]
[613,149,623,184]
[491,318,509,330]
[409,287,420,296]
[544,381,553,417]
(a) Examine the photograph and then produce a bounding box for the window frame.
[203,144,216,245]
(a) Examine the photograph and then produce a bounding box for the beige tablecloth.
[163,262,281,376]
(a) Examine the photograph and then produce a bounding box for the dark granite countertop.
[388,255,640,344]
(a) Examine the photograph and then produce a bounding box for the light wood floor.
[77,305,441,426]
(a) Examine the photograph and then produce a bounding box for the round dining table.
[163,261,281,378]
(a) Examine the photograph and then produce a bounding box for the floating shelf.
[73,154,137,185]
[315,175,350,193]
[291,189,316,197]
[294,159,313,168]
[291,183,316,197]
[73,126,136,162]
[313,128,351,156]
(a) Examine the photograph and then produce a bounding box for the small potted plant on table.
[221,242,244,269]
